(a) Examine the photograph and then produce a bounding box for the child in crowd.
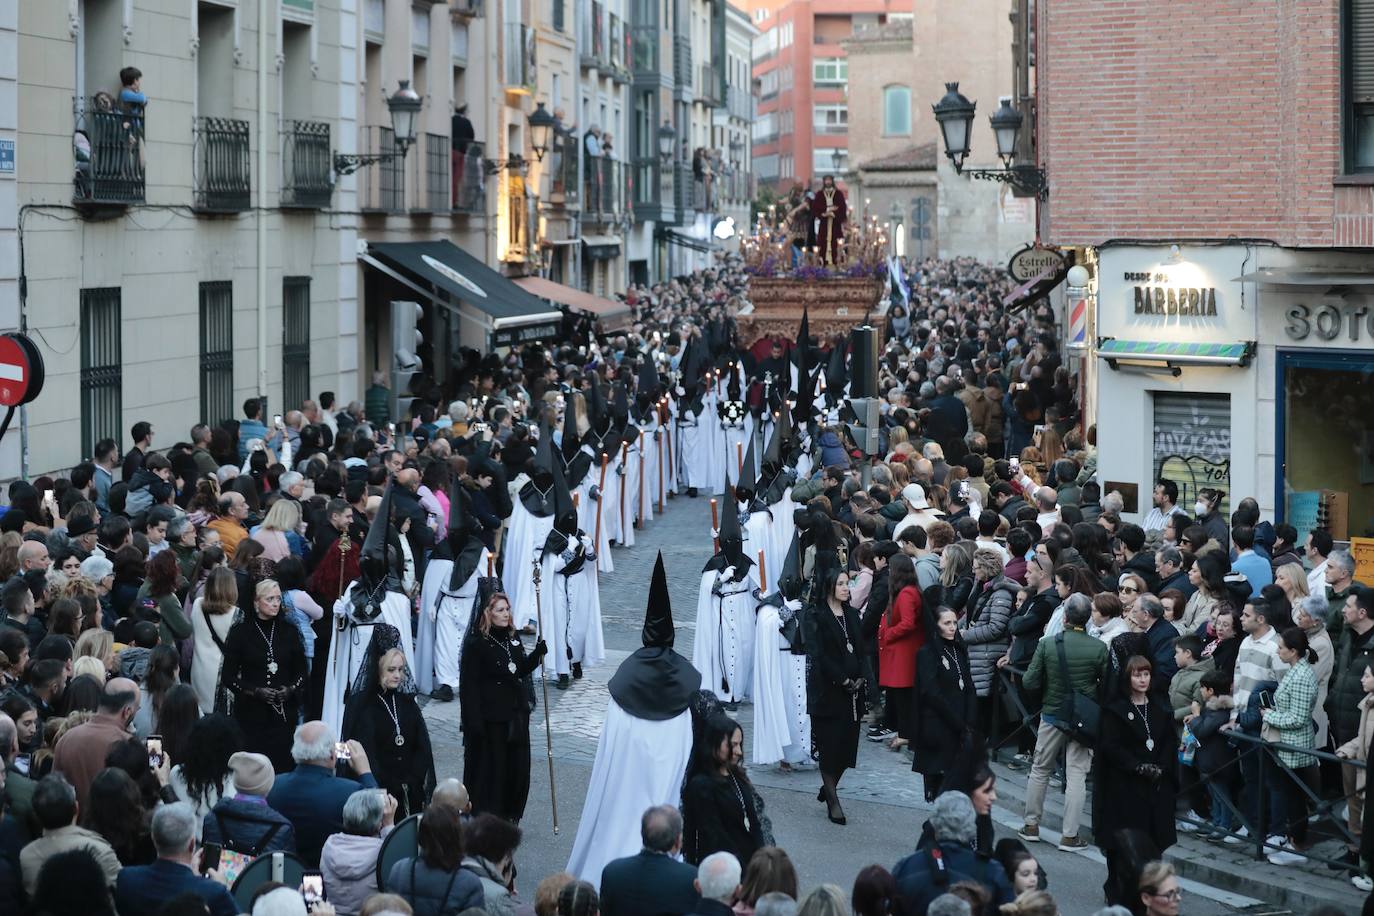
[1187,669,1239,842]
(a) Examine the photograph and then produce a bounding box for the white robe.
[614,438,640,548]
[574,459,615,574]
[415,549,489,694]
[743,506,782,598]
[676,409,713,491]
[751,598,811,766]
[722,417,752,491]
[537,535,606,677]
[323,587,415,736]
[566,702,694,888]
[506,502,556,630]
[692,566,759,704]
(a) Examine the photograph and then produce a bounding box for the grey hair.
[1136,593,1165,620]
[291,722,338,764]
[755,892,799,916]
[449,400,471,422]
[151,802,198,855]
[342,788,386,836]
[0,713,14,765]
[697,851,742,903]
[795,884,849,916]
[930,790,977,846]
[251,886,308,916]
[79,555,114,581]
[216,465,239,483]
[1299,593,1331,626]
[1065,592,1094,628]
[1158,545,1183,568]
[167,516,194,542]
[1102,491,1125,514]
[1330,549,1356,578]
[279,471,304,492]
[923,441,945,461]
[928,895,972,916]
[640,804,683,853]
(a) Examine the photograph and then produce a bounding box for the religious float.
[738,186,891,347]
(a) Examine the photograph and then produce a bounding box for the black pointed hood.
[612,382,630,422]
[360,476,395,567]
[585,376,610,429]
[638,354,661,398]
[562,393,584,462]
[737,435,758,498]
[777,530,803,600]
[607,553,701,720]
[445,482,486,591]
[725,362,742,401]
[825,339,847,407]
[447,480,469,537]
[533,421,556,482]
[793,307,815,425]
[550,449,576,525]
[763,406,790,471]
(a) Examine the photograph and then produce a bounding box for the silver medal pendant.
[267,661,278,675]
[845,641,853,653]
[1146,738,1154,752]
[744,816,750,831]
[958,678,965,690]
[508,662,518,674]
[394,733,405,747]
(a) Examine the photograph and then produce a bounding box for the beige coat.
[1337,693,1374,791]
[19,824,121,898]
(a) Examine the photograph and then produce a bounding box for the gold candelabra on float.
[741,205,889,277]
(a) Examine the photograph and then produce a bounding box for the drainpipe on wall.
[257,0,270,405]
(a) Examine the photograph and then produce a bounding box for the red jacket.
[878,585,924,688]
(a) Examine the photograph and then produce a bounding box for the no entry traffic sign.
[0,333,45,408]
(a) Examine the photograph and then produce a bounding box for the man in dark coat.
[893,792,1013,912]
[599,805,700,916]
[921,376,969,462]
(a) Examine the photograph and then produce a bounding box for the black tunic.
[220,613,307,773]
[342,689,436,818]
[913,637,977,776]
[681,770,764,866]
[459,627,543,822]
[1093,695,1178,854]
[804,601,865,773]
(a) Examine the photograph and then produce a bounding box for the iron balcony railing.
[698,64,721,106]
[193,116,251,212]
[583,156,622,217]
[673,36,692,89]
[552,135,580,203]
[358,125,406,213]
[420,132,450,212]
[72,95,146,205]
[280,120,333,208]
[452,139,486,213]
[726,85,754,121]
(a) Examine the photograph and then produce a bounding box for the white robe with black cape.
[567,556,700,888]
[323,584,415,737]
[536,531,606,678]
[692,562,759,704]
[506,495,556,630]
[415,539,489,695]
[751,595,811,766]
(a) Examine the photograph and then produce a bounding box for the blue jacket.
[266,764,378,866]
[387,857,485,916]
[238,419,269,461]
[893,842,1013,914]
[599,850,700,916]
[115,859,238,916]
[1231,551,1273,598]
[202,795,297,856]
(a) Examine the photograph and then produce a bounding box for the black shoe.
[817,787,826,802]
[825,788,847,825]
[725,700,739,712]
[687,487,698,498]
[572,662,583,680]
[430,684,454,702]
[557,674,571,690]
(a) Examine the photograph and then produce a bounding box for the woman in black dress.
[1093,655,1177,909]
[342,623,435,818]
[914,607,977,802]
[220,578,307,772]
[805,565,865,826]
[681,713,764,865]
[460,589,547,822]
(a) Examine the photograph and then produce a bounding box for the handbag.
[1052,633,1100,747]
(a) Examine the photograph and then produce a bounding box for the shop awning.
[360,240,562,332]
[1236,267,1374,286]
[582,235,623,261]
[1098,338,1255,374]
[513,276,633,332]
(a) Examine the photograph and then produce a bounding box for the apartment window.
[754,8,767,23]
[814,104,847,133]
[780,154,793,178]
[1348,0,1374,170]
[815,149,848,175]
[283,277,312,411]
[813,58,847,86]
[80,287,122,460]
[883,85,912,136]
[553,0,565,32]
[412,5,430,53]
[780,65,793,90]
[780,109,793,136]
[364,0,385,41]
[752,111,777,141]
[759,70,779,97]
[199,282,234,426]
[754,153,778,179]
[779,22,793,48]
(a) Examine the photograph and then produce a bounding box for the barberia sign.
[1124,272,1218,316]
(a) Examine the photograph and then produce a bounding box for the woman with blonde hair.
[796,884,850,916]
[1138,861,1180,916]
[191,566,241,714]
[1274,561,1309,606]
[1033,426,1065,469]
[75,628,116,675]
[251,497,304,562]
[72,655,106,683]
[999,889,1057,916]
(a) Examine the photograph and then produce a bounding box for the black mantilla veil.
[346,622,417,699]
[681,691,774,849]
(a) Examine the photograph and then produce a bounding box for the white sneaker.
[1264,834,1285,850]
[1222,826,1247,846]
[1267,847,1306,866]
[1176,819,1199,833]
[1353,875,1373,892]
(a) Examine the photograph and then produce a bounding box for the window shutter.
[1354,0,1374,101]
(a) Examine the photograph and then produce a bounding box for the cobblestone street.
[421,494,1252,913]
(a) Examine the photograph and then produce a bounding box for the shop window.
[1280,351,1374,542]
[1151,392,1231,521]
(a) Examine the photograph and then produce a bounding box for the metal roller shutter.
[1151,392,1232,518]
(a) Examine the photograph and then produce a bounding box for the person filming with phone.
[114,802,238,916]
[267,721,379,867]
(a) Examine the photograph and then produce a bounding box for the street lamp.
[830,148,843,174]
[658,120,677,163]
[527,102,556,162]
[333,80,424,175]
[932,81,1047,199]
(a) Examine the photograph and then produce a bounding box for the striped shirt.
[1232,628,1290,720]
[1141,504,1188,535]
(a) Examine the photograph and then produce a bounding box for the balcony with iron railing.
[357,125,406,213]
[72,95,146,206]
[698,64,721,106]
[280,120,333,208]
[550,135,580,205]
[193,116,251,212]
[452,140,487,214]
[415,132,450,212]
[726,86,755,122]
[582,156,623,218]
[673,36,692,90]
